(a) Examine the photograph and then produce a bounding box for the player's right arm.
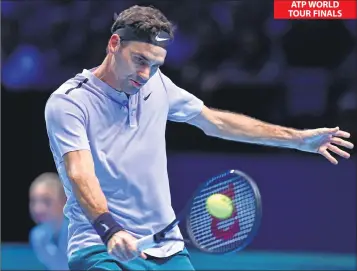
[64,149,146,261]
[44,94,107,221]
[63,149,108,221]
[45,93,146,262]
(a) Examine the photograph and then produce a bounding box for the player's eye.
[134,56,147,66]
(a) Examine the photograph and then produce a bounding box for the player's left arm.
[161,70,353,164]
[188,106,354,164]
[188,106,301,148]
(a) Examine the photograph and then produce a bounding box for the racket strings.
[188,176,258,253]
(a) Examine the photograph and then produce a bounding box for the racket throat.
[155,219,180,240]
[154,232,188,243]
[153,231,166,243]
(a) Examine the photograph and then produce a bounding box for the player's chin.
[129,89,141,95]
[128,81,144,93]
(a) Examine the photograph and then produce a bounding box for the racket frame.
[185,169,262,254]
[136,169,262,254]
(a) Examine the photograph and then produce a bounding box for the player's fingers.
[109,246,124,261]
[122,244,137,261]
[331,137,354,149]
[320,149,338,165]
[128,243,146,259]
[109,246,125,261]
[329,127,339,134]
[122,238,140,261]
[111,240,132,262]
[319,127,339,134]
[328,144,350,159]
[107,239,120,257]
[125,237,146,259]
[140,252,147,259]
[125,250,138,261]
[333,130,350,138]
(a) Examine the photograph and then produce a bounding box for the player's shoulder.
[143,69,174,93]
[153,68,170,83]
[50,71,89,100]
[45,70,91,112]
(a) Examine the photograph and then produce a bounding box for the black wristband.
[92,212,124,245]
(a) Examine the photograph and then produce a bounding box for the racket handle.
[135,234,156,252]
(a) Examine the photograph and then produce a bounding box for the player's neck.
[93,56,123,93]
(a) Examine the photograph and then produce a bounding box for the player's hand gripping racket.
[134,170,262,254]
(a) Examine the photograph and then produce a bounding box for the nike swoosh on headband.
[155,36,170,41]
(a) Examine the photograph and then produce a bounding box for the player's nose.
[137,66,150,81]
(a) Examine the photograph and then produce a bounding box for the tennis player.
[44,5,354,271]
[29,172,69,270]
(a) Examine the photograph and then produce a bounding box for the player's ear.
[108,34,121,54]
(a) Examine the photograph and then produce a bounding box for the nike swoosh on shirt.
[144,92,152,101]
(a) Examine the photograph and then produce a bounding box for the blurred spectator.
[29,172,68,270]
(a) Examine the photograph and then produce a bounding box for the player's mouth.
[130,79,142,88]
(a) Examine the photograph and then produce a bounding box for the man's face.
[29,183,65,224]
[110,38,167,94]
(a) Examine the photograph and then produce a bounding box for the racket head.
[186,169,262,254]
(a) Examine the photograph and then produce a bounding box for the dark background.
[1,0,356,256]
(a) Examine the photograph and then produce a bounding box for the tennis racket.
[135,169,262,254]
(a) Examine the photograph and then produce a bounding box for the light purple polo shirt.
[44,68,204,257]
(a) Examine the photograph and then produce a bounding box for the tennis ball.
[206,193,234,219]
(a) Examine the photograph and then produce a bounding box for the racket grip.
[135,234,156,252]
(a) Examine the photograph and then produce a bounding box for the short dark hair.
[111,5,175,40]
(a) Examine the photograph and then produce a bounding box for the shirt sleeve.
[159,71,204,122]
[45,93,90,158]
